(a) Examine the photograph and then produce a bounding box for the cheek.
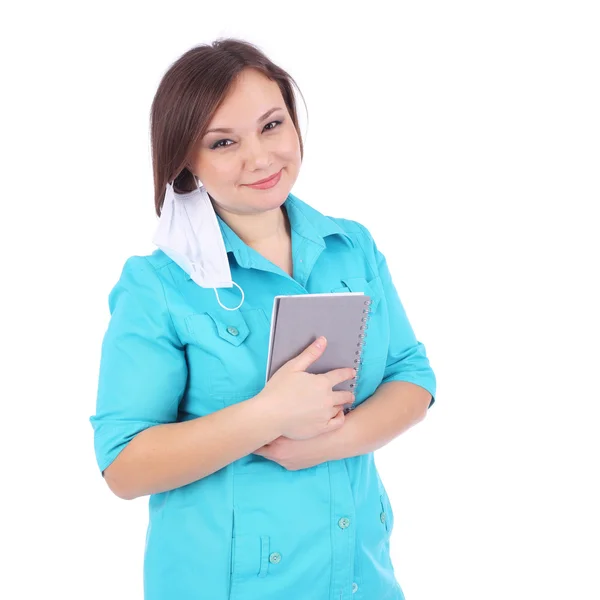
[196,148,237,177]
[279,130,302,166]
[204,159,240,187]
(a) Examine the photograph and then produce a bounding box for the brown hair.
[150,38,307,217]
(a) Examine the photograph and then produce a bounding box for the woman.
[90,38,436,600]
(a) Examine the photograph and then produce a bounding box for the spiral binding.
[344,297,372,414]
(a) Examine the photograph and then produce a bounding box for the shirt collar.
[212,192,355,268]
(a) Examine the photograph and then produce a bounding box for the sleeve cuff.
[379,373,436,409]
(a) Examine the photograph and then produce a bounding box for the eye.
[264,120,282,131]
[211,139,234,150]
[210,120,283,150]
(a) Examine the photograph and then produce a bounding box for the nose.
[242,135,271,170]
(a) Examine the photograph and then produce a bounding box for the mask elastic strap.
[214,281,245,311]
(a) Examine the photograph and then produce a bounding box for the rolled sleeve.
[374,242,437,409]
[89,256,188,475]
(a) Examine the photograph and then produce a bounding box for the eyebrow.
[204,107,284,135]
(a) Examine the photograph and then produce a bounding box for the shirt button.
[226,326,239,336]
[352,582,359,593]
[338,517,351,529]
[269,552,281,564]
[380,511,387,524]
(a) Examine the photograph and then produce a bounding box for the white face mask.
[152,178,245,311]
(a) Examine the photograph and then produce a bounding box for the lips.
[245,169,281,186]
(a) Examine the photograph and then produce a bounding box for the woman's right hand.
[259,336,356,440]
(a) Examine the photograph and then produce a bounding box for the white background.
[1,1,598,599]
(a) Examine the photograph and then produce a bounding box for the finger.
[323,366,357,388]
[287,336,327,372]
[325,410,346,432]
[331,390,355,407]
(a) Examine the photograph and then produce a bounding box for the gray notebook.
[265,292,372,398]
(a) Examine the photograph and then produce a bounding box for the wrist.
[317,426,344,462]
[250,389,286,439]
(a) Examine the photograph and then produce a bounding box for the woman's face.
[189,68,302,216]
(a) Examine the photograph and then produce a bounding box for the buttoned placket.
[216,203,360,599]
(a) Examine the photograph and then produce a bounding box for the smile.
[243,168,283,189]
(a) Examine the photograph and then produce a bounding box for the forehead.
[208,69,285,126]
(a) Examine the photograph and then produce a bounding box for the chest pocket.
[332,276,381,313]
[331,275,387,361]
[185,307,271,404]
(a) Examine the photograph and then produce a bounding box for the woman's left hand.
[253,435,328,471]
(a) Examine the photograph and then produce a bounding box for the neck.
[212,202,290,249]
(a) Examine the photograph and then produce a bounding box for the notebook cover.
[265,292,371,392]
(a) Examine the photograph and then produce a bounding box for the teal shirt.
[90,192,436,600]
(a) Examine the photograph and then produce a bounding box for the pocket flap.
[332,276,381,312]
[204,309,250,346]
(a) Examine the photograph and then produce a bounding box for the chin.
[263,192,289,212]
[246,187,290,209]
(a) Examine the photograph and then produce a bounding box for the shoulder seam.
[334,219,379,279]
[141,256,184,348]
[146,249,174,271]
